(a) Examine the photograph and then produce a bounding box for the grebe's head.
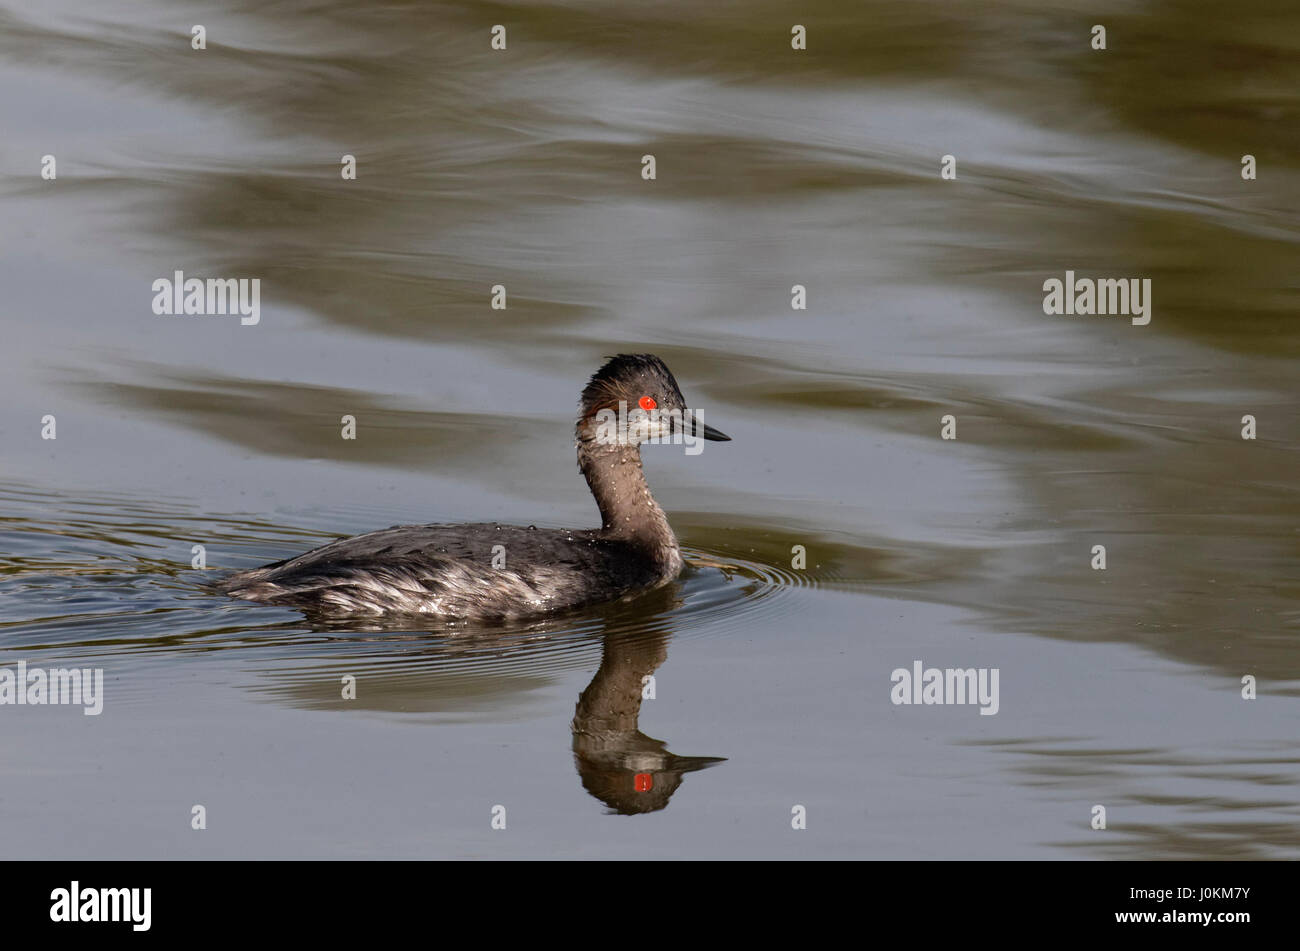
[578,353,729,447]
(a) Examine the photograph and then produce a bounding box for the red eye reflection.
[634,773,653,792]
[638,396,657,411]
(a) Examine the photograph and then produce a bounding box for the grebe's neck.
[576,428,681,572]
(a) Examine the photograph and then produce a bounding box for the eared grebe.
[215,354,729,619]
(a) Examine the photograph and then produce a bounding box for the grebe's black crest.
[580,353,729,442]
[214,353,730,620]
[580,354,686,419]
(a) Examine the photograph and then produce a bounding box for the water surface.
[1,0,1297,858]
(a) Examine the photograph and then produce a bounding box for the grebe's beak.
[684,412,730,441]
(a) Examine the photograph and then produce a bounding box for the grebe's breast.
[214,523,676,619]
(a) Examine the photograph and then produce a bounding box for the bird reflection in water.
[570,585,726,815]
[262,576,726,814]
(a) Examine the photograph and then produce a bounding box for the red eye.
[638,396,656,411]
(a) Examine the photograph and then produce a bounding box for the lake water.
[1,0,1297,858]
